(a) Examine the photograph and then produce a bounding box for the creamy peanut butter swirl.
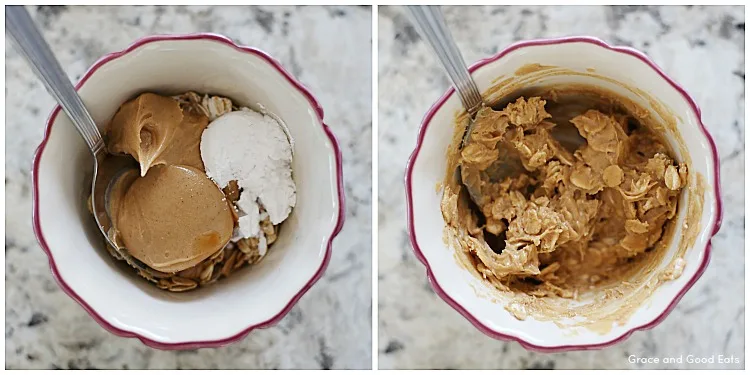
[442,95,688,298]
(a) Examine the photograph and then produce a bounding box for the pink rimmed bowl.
[405,36,722,351]
[32,34,345,349]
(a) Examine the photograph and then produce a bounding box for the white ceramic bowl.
[405,36,722,351]
[33,34,345,349]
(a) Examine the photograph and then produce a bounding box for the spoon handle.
[406,5,483,114]
[6,6,105,156]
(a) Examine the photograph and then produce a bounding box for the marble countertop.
[378,5,744,370]
[5,5,372,369]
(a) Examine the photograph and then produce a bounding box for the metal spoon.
[6,6,141,265]
[406,5,499,206]
[407,6,585,207]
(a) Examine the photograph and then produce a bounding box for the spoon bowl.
[459,99,588,206]
[406,5,489,205]
[407,6,589,208]
[95,154,139,248]
[6,6,145,266]
[407,6,558,207]
[6,7,121,248]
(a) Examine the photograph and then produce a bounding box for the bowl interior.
[409,39,719,348]
[36,38,340,344]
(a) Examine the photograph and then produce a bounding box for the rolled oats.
[236,237,252,254]
[602,165,624,187]
[664,165,680,190]
[220,248,240,277]
[202,95,233,121]
[199,264,214,283]
[157,277,198,292]
[678,163,689,187]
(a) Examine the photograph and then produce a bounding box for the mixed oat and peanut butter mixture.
[442,94,688,299]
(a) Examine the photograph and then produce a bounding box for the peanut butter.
[104,93,233,273]
[108,92,210,175]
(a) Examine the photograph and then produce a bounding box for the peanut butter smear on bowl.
[441,92,688,303]
[104,93,234,274]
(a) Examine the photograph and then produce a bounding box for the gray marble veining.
[5,5,372,369]
[378,5,744,370]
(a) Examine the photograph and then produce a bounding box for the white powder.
[235,195,260,238]
[201,110,296,241]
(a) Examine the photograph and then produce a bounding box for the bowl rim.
[404,35,723,352]
[31,33,346,350]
